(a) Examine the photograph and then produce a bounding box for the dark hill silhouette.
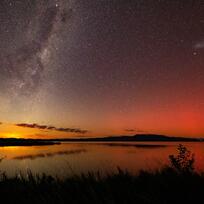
[0,134,202,147]
[0,138,59,146]
[51,134,203,142]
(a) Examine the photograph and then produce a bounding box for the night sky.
[0,0,204,138]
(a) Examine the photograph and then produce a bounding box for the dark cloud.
[13,149,87,160]
[125,129,136,132]
[16,123,88,134]
[125,129,146,133]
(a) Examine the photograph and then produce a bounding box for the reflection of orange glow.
[5,146,21,151]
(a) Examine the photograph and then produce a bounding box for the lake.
[0,142,203,177]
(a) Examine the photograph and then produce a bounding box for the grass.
[0,144,202,204]
[0,167,203,204]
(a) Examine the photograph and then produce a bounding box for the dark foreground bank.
[0,168,203,204]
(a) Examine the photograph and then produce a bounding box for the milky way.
[0,0,204,137]
[0,1,69,97]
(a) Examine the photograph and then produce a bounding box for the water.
[0,142,203,177]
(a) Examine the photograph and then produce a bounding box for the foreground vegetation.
[0,144,203,204]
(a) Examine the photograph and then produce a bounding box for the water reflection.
[94,143,168,148]
[0,156,6,162]
[13,149,87,160]
[0,142,203,178]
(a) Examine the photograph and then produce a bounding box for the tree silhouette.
[169,144,195,174]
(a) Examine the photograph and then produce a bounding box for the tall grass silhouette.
[0,145,202,204]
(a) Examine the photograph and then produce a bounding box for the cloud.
[125,129,136,132]
[124,129,146,133]
[16,123,88,134]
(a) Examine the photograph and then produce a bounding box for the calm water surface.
[0,142,203,177]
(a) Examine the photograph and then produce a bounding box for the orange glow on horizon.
[0,103,204,140]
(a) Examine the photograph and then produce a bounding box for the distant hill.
[0,135,202,147]
[52,134,203,142]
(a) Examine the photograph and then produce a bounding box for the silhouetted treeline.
[0,138,59,146]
